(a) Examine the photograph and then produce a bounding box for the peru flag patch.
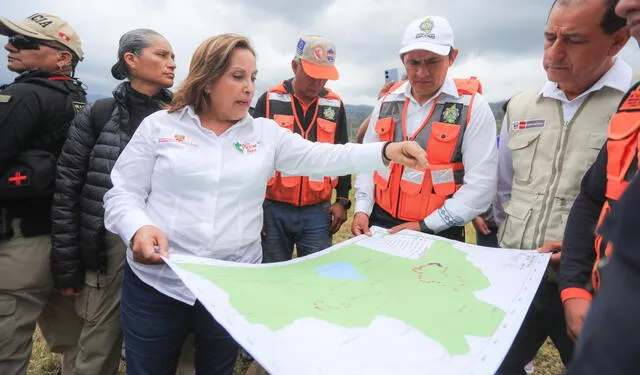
[512,119,546,130]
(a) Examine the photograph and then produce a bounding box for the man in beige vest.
[494,0,634,374]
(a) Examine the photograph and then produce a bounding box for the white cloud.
[1,0,639,105]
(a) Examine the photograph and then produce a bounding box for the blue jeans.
[262,199,332,263]
[121,263,238,375]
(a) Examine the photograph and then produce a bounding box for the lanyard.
[290,95,320,139]
[400,95,440,141]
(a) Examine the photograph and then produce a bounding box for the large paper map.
[165,227,549,375]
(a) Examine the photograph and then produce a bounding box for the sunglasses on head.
[8,34,61,51]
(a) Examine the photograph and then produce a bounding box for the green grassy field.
[28,213,565,375]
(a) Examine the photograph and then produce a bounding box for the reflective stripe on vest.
[592,82,640,291]
[373,78,477,222]
[265,83,341,206]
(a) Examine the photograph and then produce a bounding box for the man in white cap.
[493,0,634,373]
[0,12,86,375]
[253,35,351,263]
[352,16,498,243]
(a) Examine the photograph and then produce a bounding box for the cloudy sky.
[2,0,640,105]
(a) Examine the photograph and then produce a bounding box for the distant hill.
[345,101,508,142]
[86,92,108,103]
[489,100,508,129]
[345,104,374,141]
[83,94,507,138]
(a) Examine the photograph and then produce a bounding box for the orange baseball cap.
[295,35,339,80]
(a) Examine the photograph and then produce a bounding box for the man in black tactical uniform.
[0,13,86,375]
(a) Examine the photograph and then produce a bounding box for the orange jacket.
[373,77,482,222]
[591,86,640,292]
[264,83,342,206]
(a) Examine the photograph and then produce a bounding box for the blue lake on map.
[315,262,366,280]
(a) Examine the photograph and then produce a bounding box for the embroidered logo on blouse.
[159,134,199,148]
[234,141,258,154]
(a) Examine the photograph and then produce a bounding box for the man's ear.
[448,49,459,66]
[57,50,73,65]
[609,26,631,57]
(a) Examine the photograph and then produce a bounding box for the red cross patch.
[8,171,29,186]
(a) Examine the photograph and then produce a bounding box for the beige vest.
[498,86,627,250]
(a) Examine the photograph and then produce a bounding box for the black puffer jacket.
[51,82,172,289]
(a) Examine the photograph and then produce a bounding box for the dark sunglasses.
[8,34,61,51]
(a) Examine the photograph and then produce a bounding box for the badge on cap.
[312,46,325,62]
[512,119,546,130]
[296,39,306,55]
[420,18,434,33]
[327,49,335,63]
[416,17,436,40]
[58,32,70,42]
[0,95,11,103]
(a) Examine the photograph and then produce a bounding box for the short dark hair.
[602,0,626,34]
[549,0,626,34]
[39,39,79,68]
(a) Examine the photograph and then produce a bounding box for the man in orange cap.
[253,35,350,263]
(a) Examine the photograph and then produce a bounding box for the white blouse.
[104,105,386,304]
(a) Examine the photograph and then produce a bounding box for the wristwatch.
[335,197,352,210]
[419,221,435,234]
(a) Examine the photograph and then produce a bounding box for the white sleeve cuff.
[354,198,375,216]
[424,211,450,234]
[352,142,386,171]
[115,211,156,246]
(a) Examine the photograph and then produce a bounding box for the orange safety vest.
[373,77,482,222]
[264,82,341,206]
[592,82,640,291]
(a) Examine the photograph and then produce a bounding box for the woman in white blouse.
[103,33,425,374]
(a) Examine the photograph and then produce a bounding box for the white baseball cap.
[399,16,454,56]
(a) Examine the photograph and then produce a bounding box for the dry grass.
[28,213,565,374]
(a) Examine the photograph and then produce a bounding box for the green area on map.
[178,240,504,355]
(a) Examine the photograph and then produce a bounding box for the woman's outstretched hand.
[383,141,428,169]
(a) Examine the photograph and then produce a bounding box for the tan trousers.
[0,220,82,375]
[70,231,125,375]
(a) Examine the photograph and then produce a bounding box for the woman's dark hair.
[111,28,164,80]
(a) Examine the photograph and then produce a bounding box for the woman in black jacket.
[50,28,175,374]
